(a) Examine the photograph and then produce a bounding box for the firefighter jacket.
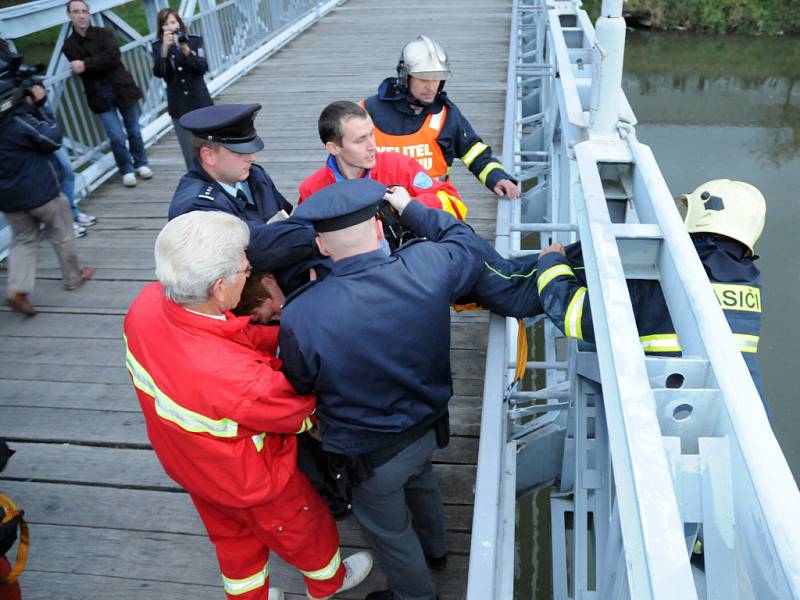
[124,282,317,509]
[298,152,468,220]
[168,160,327,290]
[278,201,486,456]
[150,35,213,119]
[363,77,516,192]
[532,235,763,395]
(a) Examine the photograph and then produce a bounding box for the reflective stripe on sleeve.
[124,337,239,438]
[301,549,342,581]
[296,416,315,434]
[734,333,759,353]
[436,190,468,220]
[252,433,266,451]
[478,161,504,185]
[564,287,587,340]
[460,142,488,168]
[222,560,269,595]
[537,264,575,295]
[639,334,682,354]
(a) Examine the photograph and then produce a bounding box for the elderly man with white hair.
[123,211,372,600]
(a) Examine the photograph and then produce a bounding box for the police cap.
[179,103,264,153]
[293,179,387,232]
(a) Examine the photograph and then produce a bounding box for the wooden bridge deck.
[0,0,511,597]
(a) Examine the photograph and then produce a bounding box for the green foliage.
[581,0,800,33]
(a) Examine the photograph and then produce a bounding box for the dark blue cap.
[293,179,387,232]
[179,103,264,153]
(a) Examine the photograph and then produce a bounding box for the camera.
[173,29,189,45]
[0,50,45,122]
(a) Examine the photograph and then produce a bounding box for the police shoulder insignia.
[413,171,433,190]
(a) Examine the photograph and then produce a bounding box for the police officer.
[278,179,487,600]
[169,103,323,293]
[151,8,213,169]
[531,179,765,395]
[363,35,520,199]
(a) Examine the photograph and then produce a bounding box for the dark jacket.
[168,161,324,293]
[278,201,486,455]
[62,26,143,114]
[0,103,62,212]
[364,77,516,191]
[151,35,212,118]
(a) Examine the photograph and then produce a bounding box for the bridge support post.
[589,0,626,135]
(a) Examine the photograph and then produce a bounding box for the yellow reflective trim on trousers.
[565,287,587,340]
[478,161,504,185]
[734,333,759,353]
[460,142,488,168]
[537,264,575,295]
[301,549,341,581]
[483,261,537,280]
[712,283,761,313]
[436,190,468,220]
[124,337,238,438]
[640,334,682,353]
[252,433,266,451]
[222,560,269,595]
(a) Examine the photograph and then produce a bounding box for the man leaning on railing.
[62,0,153,188]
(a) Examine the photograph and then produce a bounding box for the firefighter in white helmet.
[361,35,520,199]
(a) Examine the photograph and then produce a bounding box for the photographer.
[151,8,212,170]
[0,82,94,316]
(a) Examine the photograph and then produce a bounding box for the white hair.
[155,211,250,305]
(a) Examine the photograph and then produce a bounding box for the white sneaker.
[137,165,153,179]
[268,588,284,600]
[73,222,87,238]
[122,172,137,187]
[76,212,97,227]
[307,551,373,600]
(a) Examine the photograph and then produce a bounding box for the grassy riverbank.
[583,0,800,34]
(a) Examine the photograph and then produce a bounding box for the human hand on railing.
[539,241,566,257]
[494,178,520,199]
[69,60,85,74]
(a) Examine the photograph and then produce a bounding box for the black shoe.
[364,591,394,600]
[425,552,448,571]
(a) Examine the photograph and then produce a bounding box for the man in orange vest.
[362,35,520,199]
[299,100,468,222]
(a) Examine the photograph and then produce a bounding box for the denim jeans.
[53,148,78,221]
[97,85,148,175]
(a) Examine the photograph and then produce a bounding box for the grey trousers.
[4,194,82,294]
[351,429,447,600]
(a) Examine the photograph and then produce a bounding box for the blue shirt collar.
[331,249,393,276]
[326,154,370,182]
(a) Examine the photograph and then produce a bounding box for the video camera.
[0,50,45,122]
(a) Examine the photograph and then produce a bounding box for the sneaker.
[307,551,373,600]
[268,589,284,600]
[76,212,97,227]
[73,222,87,238]
[137,165,153,179]
[65,266,95,291]
[6,292,36,317]
[123,172,137,187]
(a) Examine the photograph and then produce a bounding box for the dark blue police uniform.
[278,179,486,600]
[168,104,323,291]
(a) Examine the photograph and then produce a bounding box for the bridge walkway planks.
[0,0,511,596]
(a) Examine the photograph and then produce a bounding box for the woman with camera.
[151,9,213,169]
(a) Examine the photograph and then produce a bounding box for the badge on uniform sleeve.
[198,47,205,58]
[413,171,433,190]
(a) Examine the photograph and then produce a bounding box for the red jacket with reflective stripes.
[123,282,316,509]
[298,151,468,221]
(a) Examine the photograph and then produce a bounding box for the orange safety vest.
[360,100,450,180]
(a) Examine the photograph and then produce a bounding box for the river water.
[514,30,800,599]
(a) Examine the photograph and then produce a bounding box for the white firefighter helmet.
[396,35,451,92]
[681,179,766,255]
